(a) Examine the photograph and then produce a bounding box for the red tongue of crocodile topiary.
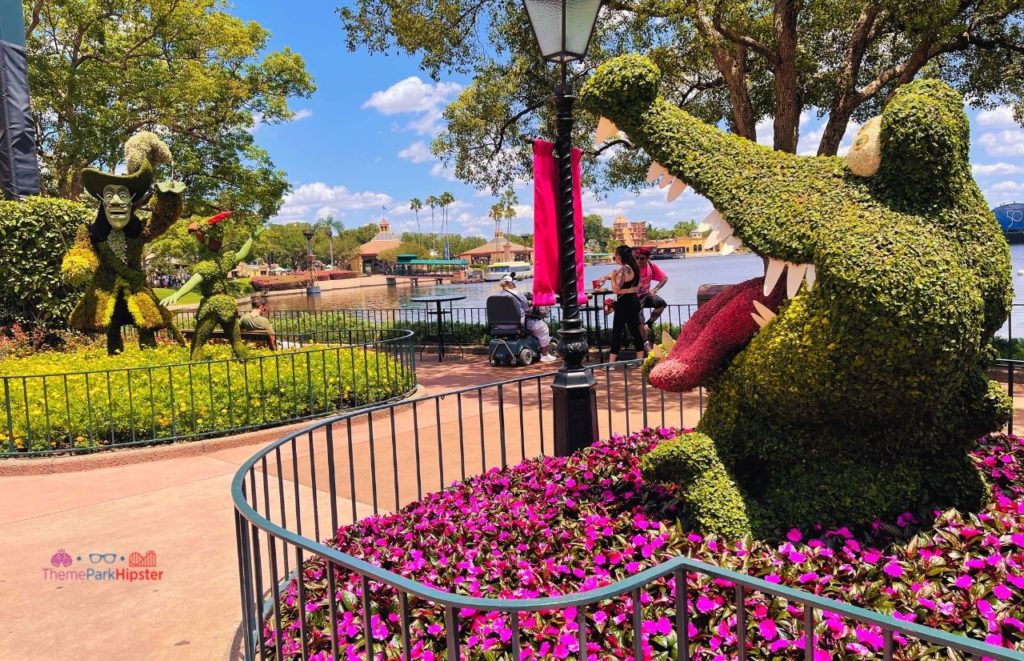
[649,277,785,392]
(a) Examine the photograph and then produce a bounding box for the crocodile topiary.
[580,54,1012,537]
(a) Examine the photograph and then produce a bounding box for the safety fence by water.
[1,329,417,457]
[232,360,1024,660]
[172,301,1024,356]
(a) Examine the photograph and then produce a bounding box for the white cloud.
[398,141,435,164]
[977,106,1018,128]
[292,108,313,121]
[363,77,462,135]
[972,162,1024,176]
[979,130,1024,157]
[991,180,1024,192]
[429,161,458,182]
[273,182,392,224]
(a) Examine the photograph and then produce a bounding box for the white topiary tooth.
[751,311,768,328]
[804,264,816,291]
[764,259,785,296]
[702,210,723,231]
[720,235,743,255]
[646,162,667,184]
[786,263,808,298]
[666,178,687,202]
[752,299,776,323]
[595,117,619,145]
[704,223,734,250]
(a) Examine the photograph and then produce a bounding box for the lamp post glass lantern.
[525,0,602,456]
[523,0,602,64]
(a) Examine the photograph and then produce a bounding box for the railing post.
[550,87,598,457]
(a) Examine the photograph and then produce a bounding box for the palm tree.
[426,195,438,255]
[409,198,423,235]
[498,190,518,262]
[438,191,455,259]
[318,216,344,268]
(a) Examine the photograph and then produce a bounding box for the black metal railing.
[232,360,1024,660]
[1,329,417,457]
[166,300,1024,360]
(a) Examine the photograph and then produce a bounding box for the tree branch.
[25,0,44,39]
[711,2,775,64]
[490,101,544,156]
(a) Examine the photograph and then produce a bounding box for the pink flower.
[883,562,903,578]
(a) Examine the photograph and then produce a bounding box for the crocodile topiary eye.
[846,116,882,177]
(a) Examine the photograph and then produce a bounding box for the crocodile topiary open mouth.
[602,122,819,392]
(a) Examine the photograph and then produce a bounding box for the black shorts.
[640,292,666,309]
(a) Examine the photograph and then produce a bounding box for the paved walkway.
[0,357,675,661]
[3,355,1021,661]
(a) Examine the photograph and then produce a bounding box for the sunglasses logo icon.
[89,553,117,564]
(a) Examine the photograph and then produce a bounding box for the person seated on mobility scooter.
[486,274,558,366]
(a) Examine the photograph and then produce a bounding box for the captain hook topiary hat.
[81,131,173,201]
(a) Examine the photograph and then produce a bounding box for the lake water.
[268,245,1024,337]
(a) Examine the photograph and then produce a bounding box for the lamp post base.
[552,317,598,456]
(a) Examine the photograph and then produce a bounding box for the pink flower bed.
[266,429,1024,659]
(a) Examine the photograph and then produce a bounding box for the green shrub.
[640,432,751,538]
[0,197,93,328]
[0,343,413,454]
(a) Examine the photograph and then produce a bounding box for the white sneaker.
[539,353,558,363]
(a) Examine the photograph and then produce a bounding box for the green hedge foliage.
[581,55,1012,535]
[0,197,93,328]
[0,343,413,454]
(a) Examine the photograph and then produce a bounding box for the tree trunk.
[715,45,757,141]
[772,0,800,153]
[818,3,882,156]
[818,99,855,156]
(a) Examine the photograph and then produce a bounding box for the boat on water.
[483,261,534,282]
[995,202,1024,244]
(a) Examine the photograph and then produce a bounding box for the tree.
[438,191,455,258]
[253,223,312,269]
[377,241,430,272]
[583,214,612,252]
[27,0,315,219]
[425,195,439,253]
[409,198,423,234]
[339,0,1024,193]
[673,220,697,237]
[316,216,345,267]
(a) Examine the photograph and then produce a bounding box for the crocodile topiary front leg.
[641,433,751,538]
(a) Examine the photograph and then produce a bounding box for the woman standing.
[596,245,646,363]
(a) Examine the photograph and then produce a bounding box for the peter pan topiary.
[160,212,260,360]
[580,55,1012,536]
[64,132,187,355]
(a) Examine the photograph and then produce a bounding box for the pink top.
[638,262,667,294]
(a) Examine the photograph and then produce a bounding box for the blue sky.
[237,1,1024,238]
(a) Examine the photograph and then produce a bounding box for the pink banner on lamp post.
[532,139,587,308]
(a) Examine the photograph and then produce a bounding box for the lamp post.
[302,227,320,296]
[524,0,602,456]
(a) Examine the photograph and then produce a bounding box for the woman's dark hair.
[88,206,143,244]
[615,244,640,288]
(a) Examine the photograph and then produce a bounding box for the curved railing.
[1,329,417,457]
[232,360,1024,660]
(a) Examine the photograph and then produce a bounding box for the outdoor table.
[410,295,466,362]
[583,289,611,362]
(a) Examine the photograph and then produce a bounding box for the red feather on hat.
[206,211,233,226]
